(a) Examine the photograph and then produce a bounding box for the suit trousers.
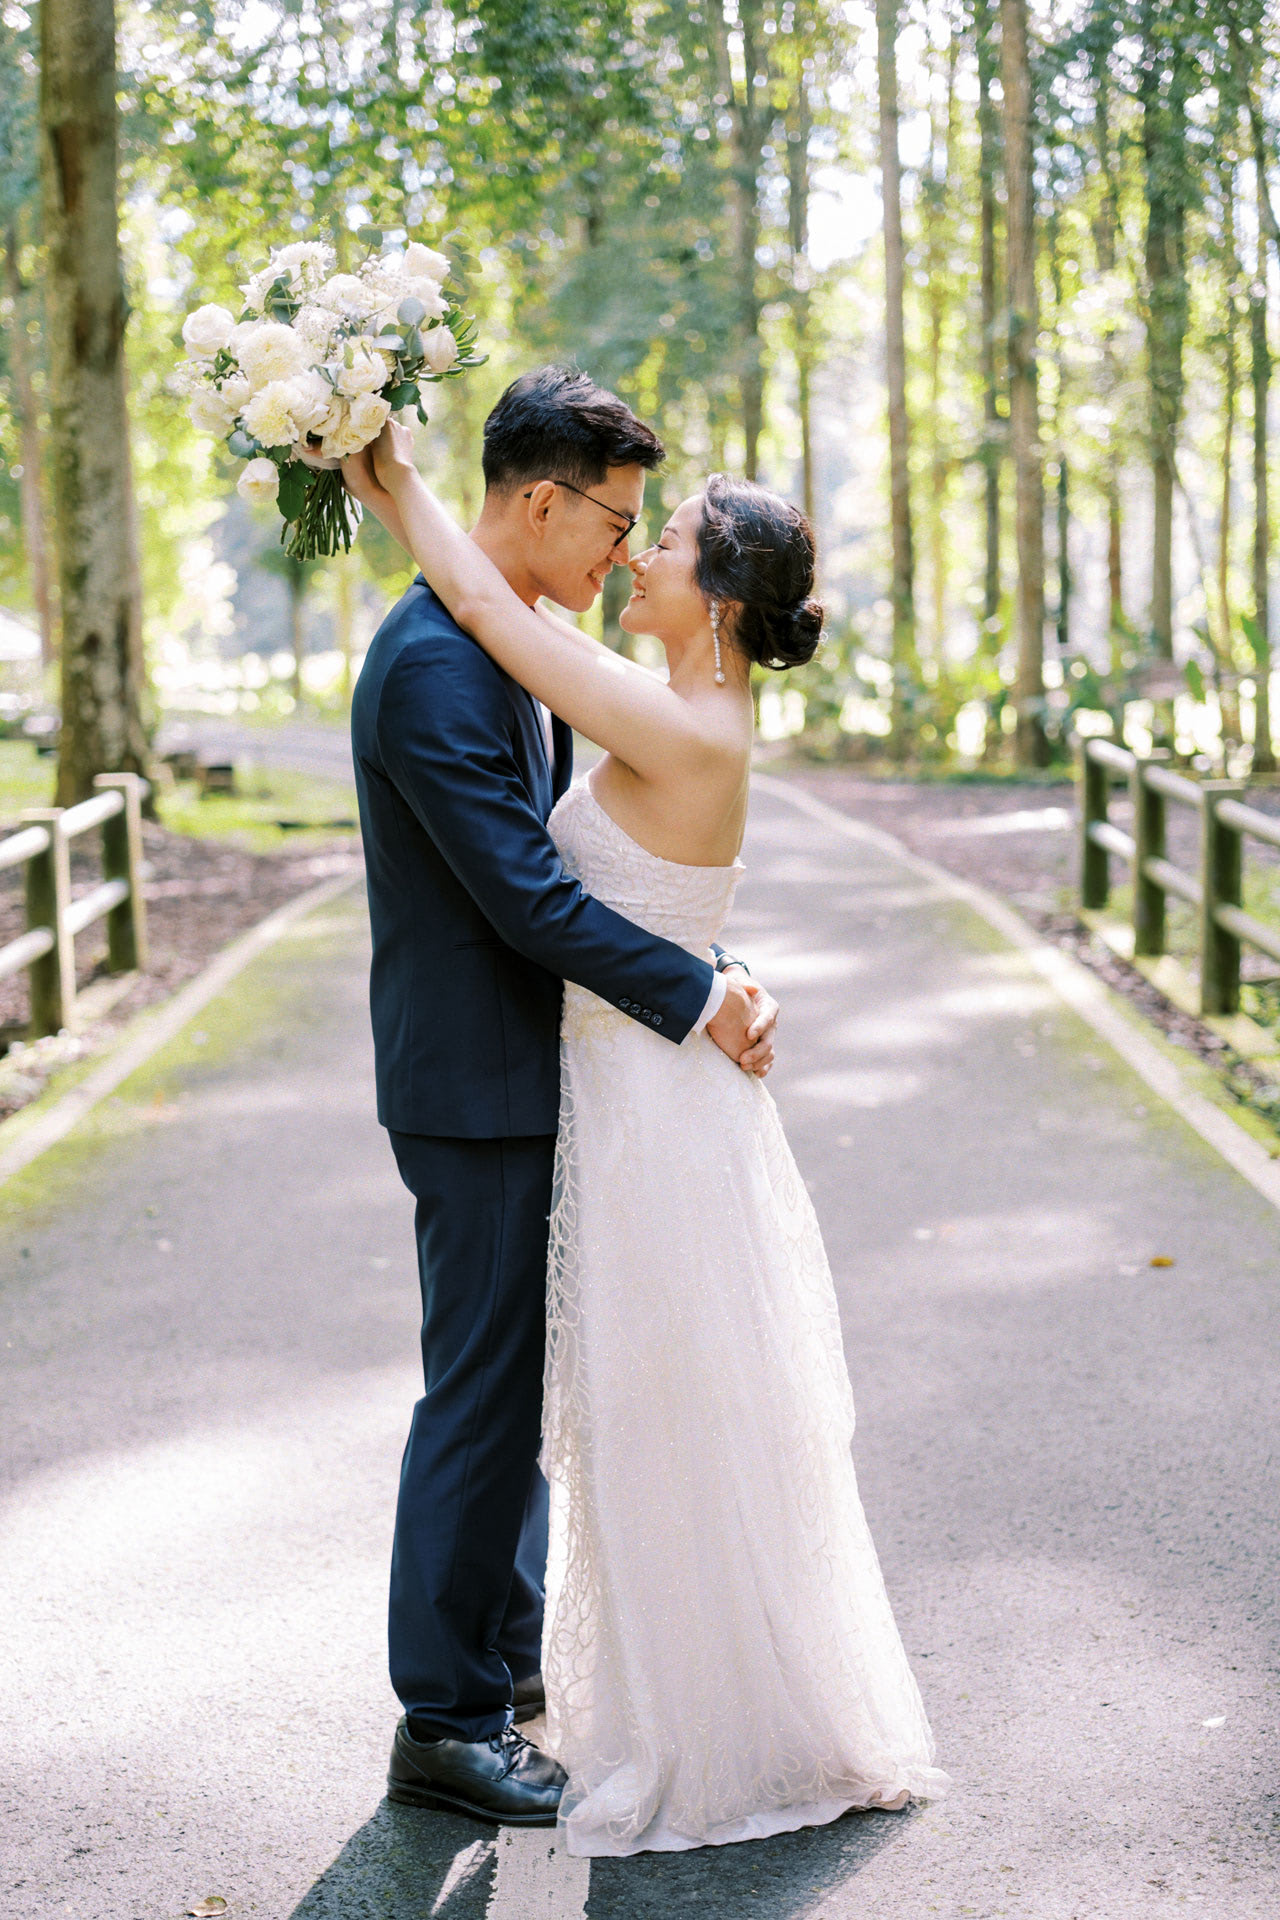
[387,1129,555,1742]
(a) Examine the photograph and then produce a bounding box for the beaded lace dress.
[541,780,950,1858]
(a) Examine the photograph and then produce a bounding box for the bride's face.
[619,495,708,644]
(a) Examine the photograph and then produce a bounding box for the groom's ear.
[522,480,559,539]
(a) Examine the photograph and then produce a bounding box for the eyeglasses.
[522,478,640,550]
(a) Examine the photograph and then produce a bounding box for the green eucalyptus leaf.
[358,225,383,248]
[228,428,260,460]
[397,296,426,327]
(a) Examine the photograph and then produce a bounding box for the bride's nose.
[629,547,655,576]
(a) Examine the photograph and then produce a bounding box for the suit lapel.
[551,715,573,801]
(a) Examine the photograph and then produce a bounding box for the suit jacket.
[351,577,717,1138]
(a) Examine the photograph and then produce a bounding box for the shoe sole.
[386,1779,559,1826]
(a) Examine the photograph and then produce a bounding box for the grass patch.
[0,739,58,826]
[0,739,359,854]
[156,765,360,853]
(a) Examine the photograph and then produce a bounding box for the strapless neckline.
[579,779,746,876]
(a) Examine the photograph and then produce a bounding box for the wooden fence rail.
[0,773,149,1037]
[1077,737,1280,1016]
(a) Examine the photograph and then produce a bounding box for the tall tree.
[707,0,777,478]
[1001,0,1048,766]
[975,0,1003,642]
[40,0,147,803]
[876,0,915,750]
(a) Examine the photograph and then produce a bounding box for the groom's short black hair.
[482,365,664,494]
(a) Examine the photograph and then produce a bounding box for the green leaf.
[404,326,424,359]
[397,296,426,327]
[276,460,312,523]
[416,402,429,425]
[228,428,260,460]
[357,225,383,247]
[1241,613,1270,665]
[386,381,420,410]
[1183,658,1206,702]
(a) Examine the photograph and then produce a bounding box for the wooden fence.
[1078,737,1280,1016]
[0,773,149,1037]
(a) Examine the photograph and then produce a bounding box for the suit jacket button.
[620,997,631,1011]
[652,1014,662,1028]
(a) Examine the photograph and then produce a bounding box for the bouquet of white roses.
[177,231,484,559]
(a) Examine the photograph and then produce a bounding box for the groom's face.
[525,463,647,614]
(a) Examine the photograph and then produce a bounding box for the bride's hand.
[370,417,419,498]
[738,978,777,1077]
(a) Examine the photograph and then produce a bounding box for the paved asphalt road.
[154,717,358,784]
[2,778,1278,1920]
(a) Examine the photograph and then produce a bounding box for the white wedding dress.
[541,780,950,1857]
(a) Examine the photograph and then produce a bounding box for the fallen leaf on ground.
[1149,1255,1176,1267]
[187,1900,228,1917]
[1201,1715,1226,1729]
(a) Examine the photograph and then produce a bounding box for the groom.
[349,366,776,1825]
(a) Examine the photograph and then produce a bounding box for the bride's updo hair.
[693,474,824,670]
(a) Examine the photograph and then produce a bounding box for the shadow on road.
[290,1801,495,1918]
[290,1800,912,1919]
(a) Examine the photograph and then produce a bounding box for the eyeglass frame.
[521,477,641,550]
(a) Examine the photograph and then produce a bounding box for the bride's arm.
[352,421,723,780]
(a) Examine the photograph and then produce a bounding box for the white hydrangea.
[242,381,301,448]
[188,387,240,435]
[273,241,336,281]
[182,303,237,360]
[334,347,391,398]
[237,456,281,506]
[421,324,459,374]
[293,304,340,357]
[347,392,392,442]
[219,372,252,415]
[285,369,334,435]
[237,322,310,389]
[404,243,450,285]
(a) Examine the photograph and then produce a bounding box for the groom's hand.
[706,978,777,1078]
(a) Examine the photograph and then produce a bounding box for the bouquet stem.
[283,467,358,561]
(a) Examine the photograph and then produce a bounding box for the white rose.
[187,387,240,435]
[285,369,333,434]
[242,381,301,448]
[237,456,280,506]
[420,324,459,375]
[335,347,391,397]
[237,321,309,390]
[182,303,237,360]
[404,243,450,284]
[405,279,449,322]
[317,272,377,317]
[346,392,392,443]
[219,372,251,414]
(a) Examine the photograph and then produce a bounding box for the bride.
[347,419,950,1856]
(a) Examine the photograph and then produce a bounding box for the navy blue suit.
[351,577,716,1740]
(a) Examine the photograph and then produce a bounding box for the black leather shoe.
[512,1671,545,1724]
[387,1717,566,1826]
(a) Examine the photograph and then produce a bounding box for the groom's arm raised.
[373,629,761,1061]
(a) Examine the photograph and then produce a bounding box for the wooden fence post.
[1131,748,1169,957]
[1200,781,1245,1015]
[94,772,148,972]
[22,807,73,1035]
[1078,738,1111,908]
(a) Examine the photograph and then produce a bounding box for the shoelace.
[486,1724,532,1778]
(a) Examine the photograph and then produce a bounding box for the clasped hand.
[708,974,777,1078]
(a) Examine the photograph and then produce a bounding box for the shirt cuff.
[692,967,727,1034]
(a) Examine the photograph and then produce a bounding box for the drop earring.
[710,601,726,685]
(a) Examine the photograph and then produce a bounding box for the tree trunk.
[710,0,769,480]
[1000,0,1047,768]
[289,569,306,705]
[3,223,57,669]
[40,0,147,806]
[976,0,1002,640]
[1215,154,1242,752]
[924,25,957,663]
[1092,60,1124,657]
[787,66,815,524]
[1250,219,1274,772]
[876,0,915,754]
[1141,14,1189,665]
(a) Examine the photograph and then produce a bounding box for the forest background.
[3,0,1280,800]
